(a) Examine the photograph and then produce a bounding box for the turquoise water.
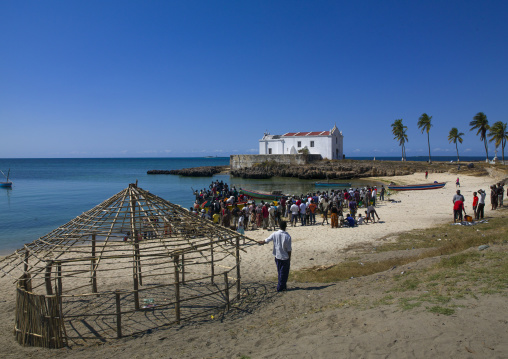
[0,158,232,254]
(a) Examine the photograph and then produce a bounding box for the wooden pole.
[115,291,122,339]
[173,255,181,324]
[132,238,140,311]
[236,237,241,300]
[24,250,29,273]
[135,237,143,286]
[181,254,185,285]
[91,234,98,293]
[210,238,214,284]
[56,261,62,296]
[45,260,53,295]
[129,186,140,310]
[224,272,230,311]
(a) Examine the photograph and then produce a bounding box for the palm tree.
[417,113,433,163]
[469,112,490,162]
[391,119,408,161]
[448,127,464,162]
[488,121,508,164]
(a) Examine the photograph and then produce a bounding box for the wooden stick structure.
[1,183,258,348]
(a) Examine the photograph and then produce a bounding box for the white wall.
[259,129,343,159]
[259,139,285,155]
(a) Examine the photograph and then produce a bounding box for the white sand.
[243,171,503,281]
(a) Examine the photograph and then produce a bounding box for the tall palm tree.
[448,127,464,162]
[488,121,508,164]
[417,113,433,163]
[469,112,490,162]
[391,119,408,161]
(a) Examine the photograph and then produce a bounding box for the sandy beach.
[1,169,507,358]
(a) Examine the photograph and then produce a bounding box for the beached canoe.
[239,188,282,201]
[315,182,352,187]
[388,182,446,191]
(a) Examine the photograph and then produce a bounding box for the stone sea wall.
[230,154,322,170]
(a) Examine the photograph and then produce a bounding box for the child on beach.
[456,177,460,187]
[346,214,356,227]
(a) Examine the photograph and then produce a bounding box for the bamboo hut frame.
[0,183,256,348]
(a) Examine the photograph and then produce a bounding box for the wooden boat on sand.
[388,182,446,191]
[239,188,282,201]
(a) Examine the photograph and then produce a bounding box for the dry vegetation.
[290,210,508,315]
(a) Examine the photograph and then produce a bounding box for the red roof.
[282,131,330,137]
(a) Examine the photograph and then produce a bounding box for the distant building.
[259,124,344,160]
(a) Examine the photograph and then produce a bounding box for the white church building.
[259,124,344,160]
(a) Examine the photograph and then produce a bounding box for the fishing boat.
[0,169,12,188]
[388,182,446,191]
[315,182,352,187]
[239,188,283,201]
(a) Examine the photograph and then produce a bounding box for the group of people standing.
[453,182,505,222]
[190,181,384,233]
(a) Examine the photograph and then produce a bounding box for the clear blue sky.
[1,1,507,158]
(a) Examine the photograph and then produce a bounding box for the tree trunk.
[455,142,460,162]
[484,138,489,162]
[502,140,506,165]
[427,132,432,163]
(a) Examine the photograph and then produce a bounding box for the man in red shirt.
[472,192,479,220]
[453,199,466,223]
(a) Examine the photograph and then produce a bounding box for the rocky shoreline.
[147,165,229,177]
[147,160,485,179]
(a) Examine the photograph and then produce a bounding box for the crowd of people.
[452,182,505,223]
[190,180,385,233]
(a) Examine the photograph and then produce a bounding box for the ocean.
[0,156,486,254]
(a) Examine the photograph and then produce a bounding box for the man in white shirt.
[290,202,300,227]
[477,189,486,219]
[372,187,378,206]
[299,201,307,226]
[258,220,292,292]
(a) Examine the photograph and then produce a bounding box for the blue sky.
[1,1,507,158]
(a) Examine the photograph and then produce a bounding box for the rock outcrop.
[148,160,488,179]
[230,160,448,179]
[147,166,228,177]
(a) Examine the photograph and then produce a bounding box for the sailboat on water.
[0,169,12,188]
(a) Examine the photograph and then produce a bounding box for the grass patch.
[367,216,508,254]
[399,297,422,310]
[293,216,508,284]
[291,211,508,315]
[393,278,420,292]
[290,258,418,283]
[439,252,481,267]
[373,295,394,306]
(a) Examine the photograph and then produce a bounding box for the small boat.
[0,169,12,188]
[239,188,283,201]
[388,182,446,191]
[315,182,352,187]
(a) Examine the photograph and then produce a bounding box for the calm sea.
[0,156,485,254]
